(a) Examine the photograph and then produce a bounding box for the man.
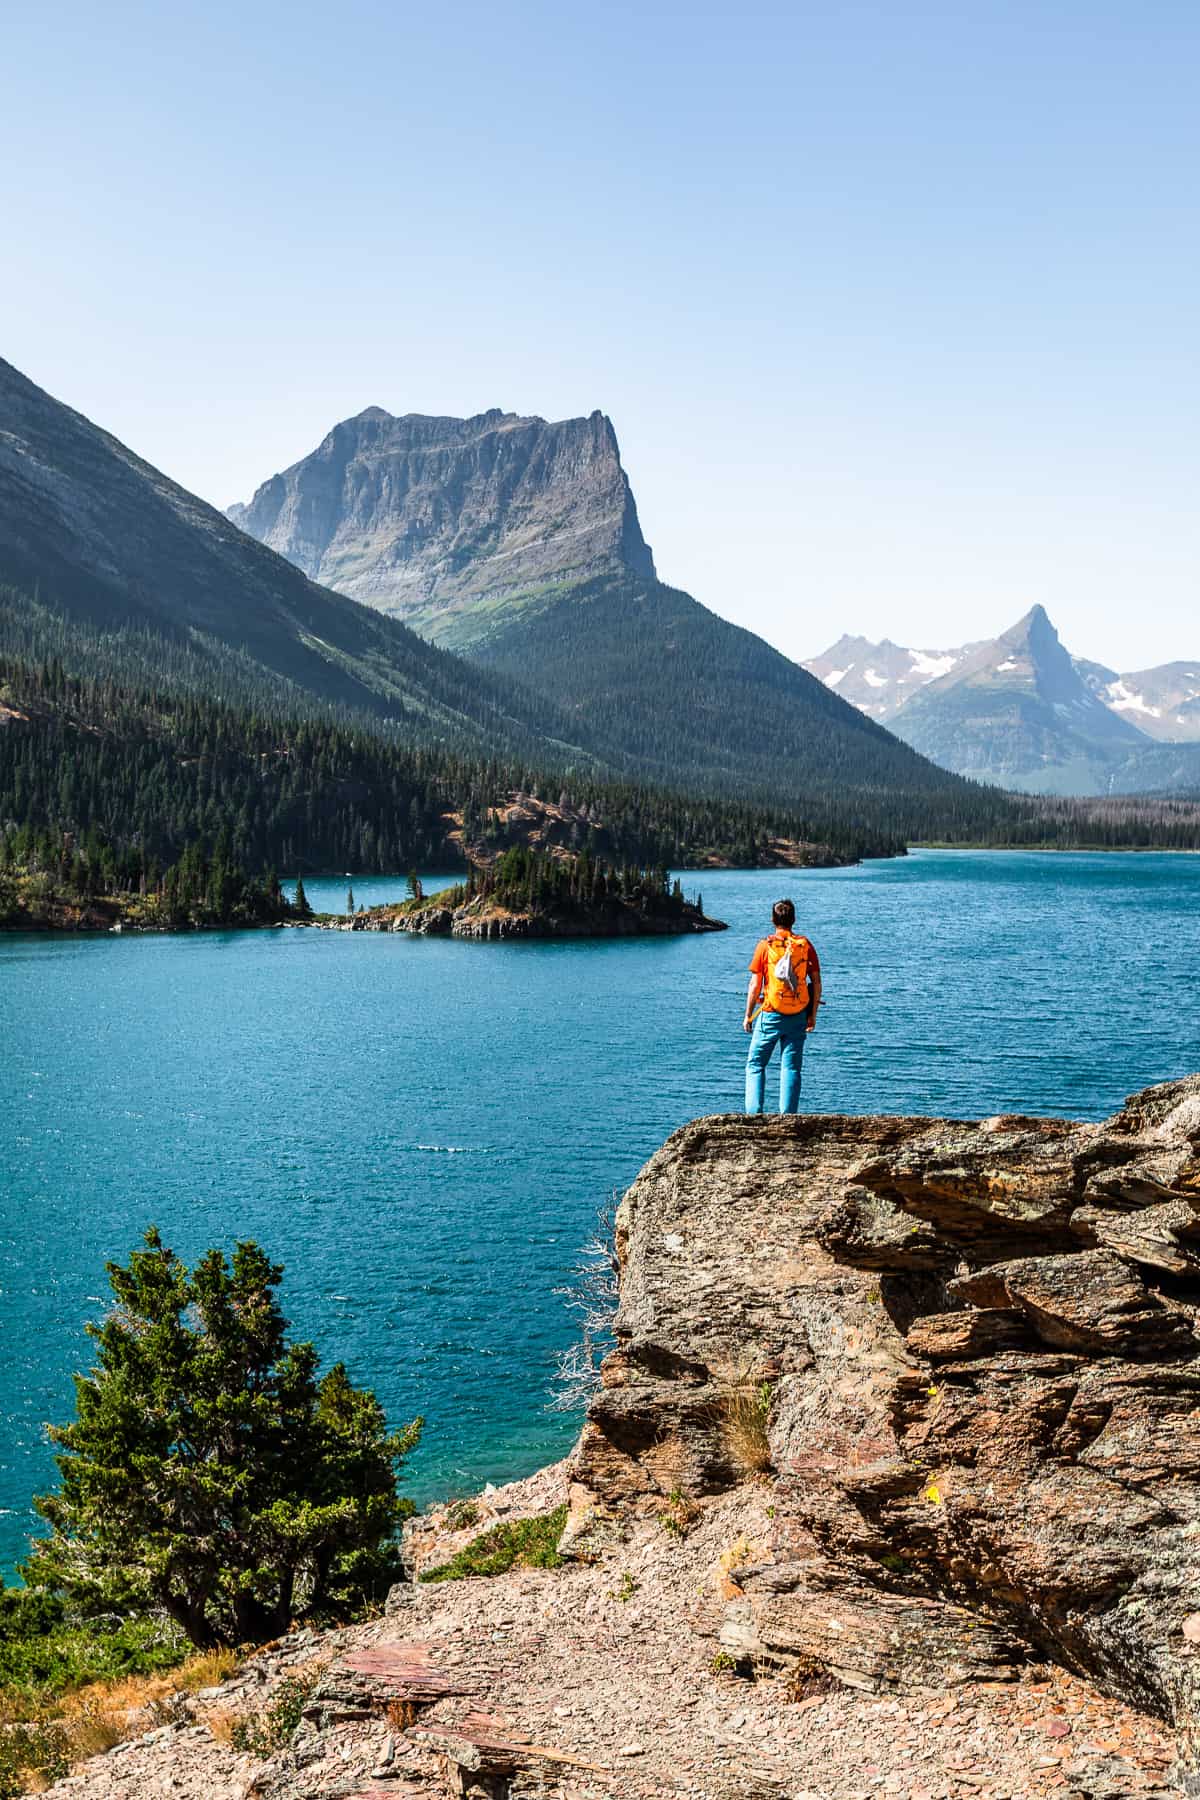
[743,897,821,1115]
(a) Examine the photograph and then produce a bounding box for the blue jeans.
[745,1008,809,1114]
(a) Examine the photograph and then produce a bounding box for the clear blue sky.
[3,0,1197,669]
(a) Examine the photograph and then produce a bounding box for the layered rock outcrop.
[568,1079,1200,1782]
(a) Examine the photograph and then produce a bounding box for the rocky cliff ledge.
[570,1077,1200,1781]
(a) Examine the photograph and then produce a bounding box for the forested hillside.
[0,635,910,898]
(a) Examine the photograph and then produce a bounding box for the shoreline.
[5,842,1198,937]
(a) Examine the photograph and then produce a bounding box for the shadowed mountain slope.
[467,574,988,809]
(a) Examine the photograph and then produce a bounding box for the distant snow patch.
[824,667,850,686]
[1106,680,1161,718]
[863,668,887,688]
[908,651,956,678]
[996,658,1019,672]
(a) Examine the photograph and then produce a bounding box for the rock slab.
[569,1078,1200,1784]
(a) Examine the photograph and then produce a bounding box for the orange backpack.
[760,930,811,1015]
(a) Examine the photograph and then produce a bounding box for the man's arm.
[744,971,762,1032]
[807,949,822,1033]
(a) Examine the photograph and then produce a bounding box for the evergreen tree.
[346,885,355,915]
[294,875,312,917]
[25,1230,421,1648]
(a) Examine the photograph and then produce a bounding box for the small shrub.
[0,1719,69,1795]
[783,1656,839,1701]
[231,1674,315,1756]
[657,1488,699,1538]
[174,1647,239,1692]
[709,1650,738,1674]
[0,1644,245,1793]
[420,1507,567,1583]
[444,1500,480,1532]
[57,1690,126,1760]
[613,1571,637,1603]
[717,1534,753,1591]
[717,1381,774,1475]
[206,1706,238,1746]
[0,1602,188,1700]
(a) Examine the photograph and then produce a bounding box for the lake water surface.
[2,851,1198,1572]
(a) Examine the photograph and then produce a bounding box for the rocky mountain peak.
[1004,601,1060,660]
[228,405,655,644]
[804,601,1199,792]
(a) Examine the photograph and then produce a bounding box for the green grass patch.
[420,1506,567,1583]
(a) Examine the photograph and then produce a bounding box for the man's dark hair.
[772,898,795,929]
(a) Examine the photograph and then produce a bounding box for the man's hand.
[744,971,763,1032]
[807,1014,817,1034]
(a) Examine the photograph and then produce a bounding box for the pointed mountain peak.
[1003,603,1057,643]
[1021,602,1058,644]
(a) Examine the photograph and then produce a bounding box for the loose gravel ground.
[41,1486,1180,1800]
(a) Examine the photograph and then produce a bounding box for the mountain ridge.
[0,352,1011,864]
[229,403,1010,819]
[0,355,600,760]
[805,605,1200,795]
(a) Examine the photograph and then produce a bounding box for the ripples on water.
[2,851,1198,1571]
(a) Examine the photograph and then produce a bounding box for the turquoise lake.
[2,850,1199,1574]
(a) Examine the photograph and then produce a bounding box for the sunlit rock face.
[569,1078,1200,1777]
[229,407,655,648]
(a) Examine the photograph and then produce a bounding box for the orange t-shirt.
[749,930,819,1015]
